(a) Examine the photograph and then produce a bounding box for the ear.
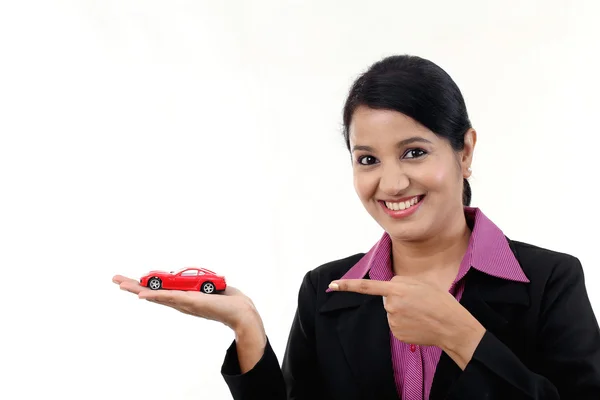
[461,128,477,178]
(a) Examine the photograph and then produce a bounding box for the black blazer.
[221,239,600,399]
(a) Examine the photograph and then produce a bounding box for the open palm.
[112,275,261,331]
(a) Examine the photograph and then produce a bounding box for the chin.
[385,224,424,241]
[375,212,431,241]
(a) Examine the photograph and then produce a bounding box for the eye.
[357,155,378,165]
[403,148,427,159]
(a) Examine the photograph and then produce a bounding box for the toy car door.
[177,269,200,290]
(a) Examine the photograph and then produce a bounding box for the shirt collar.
[333,207,529,284]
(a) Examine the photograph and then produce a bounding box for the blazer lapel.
[320,289,399,399]
[429,268,530,399]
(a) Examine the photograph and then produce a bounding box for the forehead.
[349,106,437,145]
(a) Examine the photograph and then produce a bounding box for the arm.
[445,257,600,399]
[221,334,286,400]
[221,271,326,399]
[233,315,268,374]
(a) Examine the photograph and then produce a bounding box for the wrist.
[233,312,267,374]
[233,311,266,344]
[441,315,486,370]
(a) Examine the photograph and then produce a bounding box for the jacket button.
[410,344,416,352]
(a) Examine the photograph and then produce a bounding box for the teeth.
[385,196,420,211]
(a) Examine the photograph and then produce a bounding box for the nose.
[379,164,410,196]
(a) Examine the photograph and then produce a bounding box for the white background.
[1,1,599,399]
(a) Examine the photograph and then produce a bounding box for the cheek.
[416,162,459,193]
[430,168,450,188]
[353,171,377,201]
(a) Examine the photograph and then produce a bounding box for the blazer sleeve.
[221,271,326,399]
[447,256,600,399]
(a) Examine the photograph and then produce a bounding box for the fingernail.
[329,282,339,290]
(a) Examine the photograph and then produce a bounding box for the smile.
[378,195,425,218]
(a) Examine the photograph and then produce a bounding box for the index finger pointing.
[329,279,392,296]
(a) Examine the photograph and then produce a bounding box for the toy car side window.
[198,271,205,275]
[181,270,198,276]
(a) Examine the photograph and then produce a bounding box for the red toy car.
[140,267,226,294]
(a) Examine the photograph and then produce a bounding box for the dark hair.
[342,55,472,206]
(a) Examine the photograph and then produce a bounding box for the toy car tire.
[148,277,162,290]
[201,281,215,294]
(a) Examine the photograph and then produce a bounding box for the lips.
[383,195,422,211]
[378,195,425,218]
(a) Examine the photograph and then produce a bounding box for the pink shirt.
[334,207,530,399]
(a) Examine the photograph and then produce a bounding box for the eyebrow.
[351,136,433,152]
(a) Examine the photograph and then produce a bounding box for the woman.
[113,55,600,399]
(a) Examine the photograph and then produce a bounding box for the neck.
[390,209,471,278]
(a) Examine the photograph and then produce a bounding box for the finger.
[119,280,146,295]
[112,274,137,285]
[138,289,194,307]
[391,275,427,287]
[329,279,392,296]
[139,292,207,320]
[140,292,177,308]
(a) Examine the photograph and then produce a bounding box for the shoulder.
[300,253,365,293]
[509,239,585,286]
[509,239,581,269]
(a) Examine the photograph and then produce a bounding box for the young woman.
[114,55,600,399]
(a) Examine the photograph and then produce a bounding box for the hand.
[112,275,263,333]
[329,276,486,369]
[113,275,267,373]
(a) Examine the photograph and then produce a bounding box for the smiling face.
[349,106,475,242]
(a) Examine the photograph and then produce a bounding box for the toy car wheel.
[148,277,162,290]
[201,282,215,294]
